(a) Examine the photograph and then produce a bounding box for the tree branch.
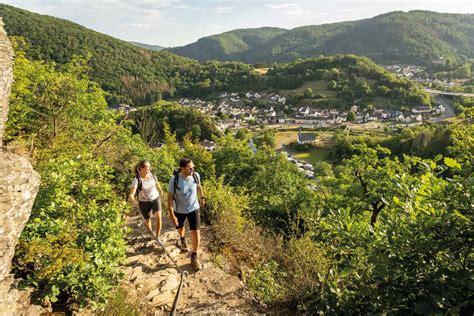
[94,112,128,150]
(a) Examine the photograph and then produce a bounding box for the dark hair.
[135,160,150,176]
[179,158,192,168]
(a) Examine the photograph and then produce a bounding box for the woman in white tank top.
[128,160,164,237]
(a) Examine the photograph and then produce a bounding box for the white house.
[396,113,405,122]
[435,104,446,114]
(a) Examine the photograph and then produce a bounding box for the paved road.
[424,88,474,97]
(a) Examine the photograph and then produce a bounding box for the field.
[280,80,337,97]
[294,147,331,165]
[275,129,335,164]
[277,80,393,109]
[275,131,298,148]
[275,130,335,149]
[254,67,269,75]
[274,126,394,165]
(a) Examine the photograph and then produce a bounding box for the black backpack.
[136,173,158,196]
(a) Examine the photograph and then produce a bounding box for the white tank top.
[131,173,160,202]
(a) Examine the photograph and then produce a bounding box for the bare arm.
[156,181,164,197]
[168,192,178,226]
[167,192,174,214]
[128,186,137,205]
[197,184,206,208]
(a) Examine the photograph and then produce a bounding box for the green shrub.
[14,156,126,309]
[203,178,272,273]
[247,261,287,304]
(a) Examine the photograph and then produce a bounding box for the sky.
[1,0,473,47]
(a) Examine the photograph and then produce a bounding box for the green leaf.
[393,196,400,204]
[444,157,461,169]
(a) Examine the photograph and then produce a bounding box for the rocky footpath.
[120,214,262,315]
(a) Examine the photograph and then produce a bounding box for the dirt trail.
[120,214,262,315]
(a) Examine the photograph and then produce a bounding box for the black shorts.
[174,210,200,231]
[138,198,162,220]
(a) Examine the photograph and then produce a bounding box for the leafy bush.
[203,178,272,273]
[15,157,126,309]
[247,261,287,304]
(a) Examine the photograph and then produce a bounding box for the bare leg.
[191,230,200,253]
[155,211,162,237]
[177,227,185,238]
[145,218,152,234]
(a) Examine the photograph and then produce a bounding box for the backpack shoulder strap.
[136,174,142,193]
[174,173,180,192]
[192,172,200,185]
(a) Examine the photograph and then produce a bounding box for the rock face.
[0,17,41,314]
[0,19,13,147]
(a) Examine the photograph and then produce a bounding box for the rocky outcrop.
[0,18,13,147]
[0,17,41,315]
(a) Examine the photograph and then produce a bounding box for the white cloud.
[193,6,234,14]
[265,2,305,16]
[215,6,233,14]
[130,23,150,28]
[173,4,189,9]
[265,3,306,16]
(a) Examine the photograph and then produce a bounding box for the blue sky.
[1,0,473,47]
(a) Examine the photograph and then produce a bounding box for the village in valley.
[178,90,447,130]
[173,89,448,180]
[110,86,451,181]
[108,63,460,182]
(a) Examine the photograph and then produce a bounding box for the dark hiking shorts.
[138,198,162,220]
[174,210,200,231]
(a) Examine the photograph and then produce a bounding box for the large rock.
[0,151,40,280]
[0,18,13,147]
[0,17,41,314]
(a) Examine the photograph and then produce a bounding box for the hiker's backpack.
[136,173,158,197]
[172,168,200,200]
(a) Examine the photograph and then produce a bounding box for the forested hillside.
[170,11,474,65]
[265,55,431,109]
[0,4,258,106]
[0,5,435,109]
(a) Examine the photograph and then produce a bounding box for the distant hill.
[169,11,474,65]
[129,41,164,51]
[0,4,432,108]
[0,4,201,105]
[170,27,287,62]
[0,4,270,105]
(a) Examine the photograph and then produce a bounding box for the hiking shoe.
[191,252,202,271]
[176,238,189,252]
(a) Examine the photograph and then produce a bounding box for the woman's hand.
[170,214,178,227]
[128,196,137,207]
